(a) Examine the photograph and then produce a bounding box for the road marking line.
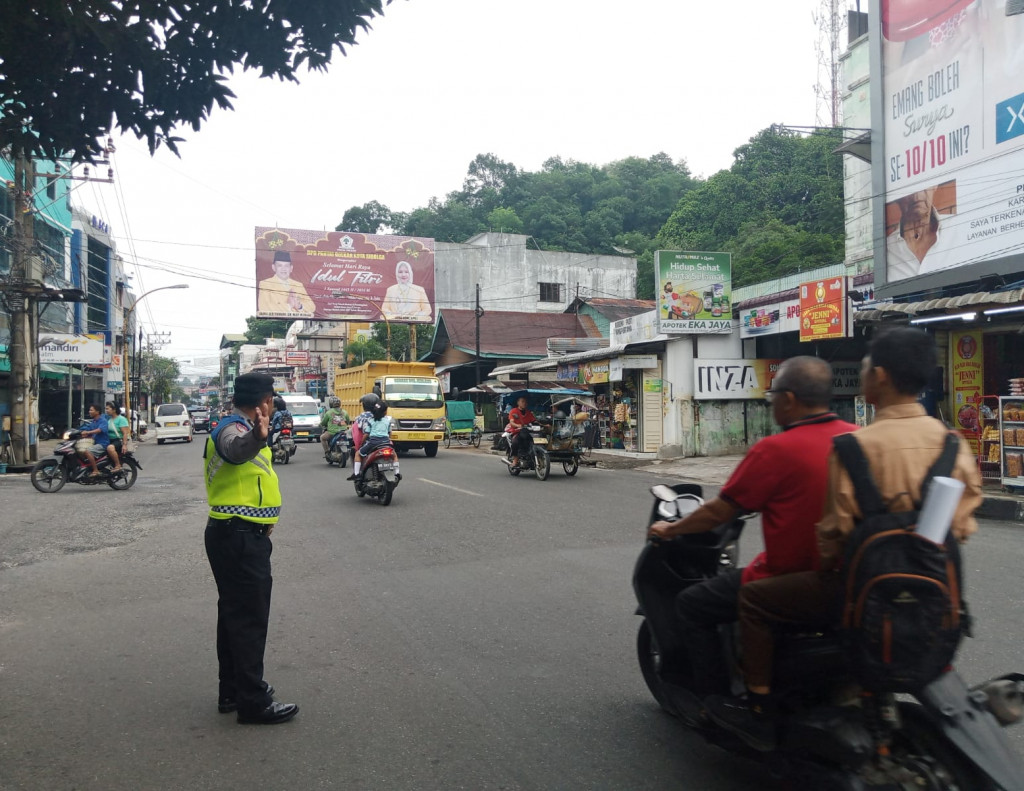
[419,479,484,497]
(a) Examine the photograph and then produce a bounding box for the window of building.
[539,282,562,303]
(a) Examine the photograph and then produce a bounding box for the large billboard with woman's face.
[255,227,435,323]
[878,0,1024,291]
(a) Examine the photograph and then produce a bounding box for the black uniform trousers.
[204,516,274,714]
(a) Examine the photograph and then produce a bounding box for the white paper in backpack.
[915,476,966,544]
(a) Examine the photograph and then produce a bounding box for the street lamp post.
[123,284,189,433]
[332,291,391,361]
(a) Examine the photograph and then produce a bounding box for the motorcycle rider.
[347,398,398,481]
[104,401,130,472]
[267,396,291,449]
[506,396,536,468]
[319,396,350,456]
[707,328,983,751]
[648,357,856,707]
[78,403,109,477]
[347,393,379,480]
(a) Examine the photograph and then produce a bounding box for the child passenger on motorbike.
[347,393,383,480]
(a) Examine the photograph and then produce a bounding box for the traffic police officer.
[203,372,299,724]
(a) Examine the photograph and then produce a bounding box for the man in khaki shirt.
[708,326,982,751]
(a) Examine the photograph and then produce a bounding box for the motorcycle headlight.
[62,431,72,440]
[974,678,1024,726]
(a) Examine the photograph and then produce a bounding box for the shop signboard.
[739,299,802,338]
[255,227,435,323]
[695,358,782,400]
[38,333,105,364]
[878,0,1024,292]
[610,310,666,345]
[557,360,609,385]
[654,251,732,335]
[438,371,451,394]
[285,350,310,365]
[799,278,847,342]
[104,354,124,393]
[950,329,984,453]
[830,361,863,397]
[621,355,659,369]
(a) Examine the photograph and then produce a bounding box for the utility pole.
[474,283,484,387]
[9,150,38,463]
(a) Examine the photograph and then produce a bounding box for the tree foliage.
[344,336,387,367]
[147,353,180,405]
[657,127,845,288]
[0,1,391,161]
[244,316,290,344]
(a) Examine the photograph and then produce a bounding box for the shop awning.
[40,363,71,380]
[490,344,630,379]
[855,287,1024,323]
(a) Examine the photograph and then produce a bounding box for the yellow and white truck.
[334,361,446,456]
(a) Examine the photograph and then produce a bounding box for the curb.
[977,495,1024,523]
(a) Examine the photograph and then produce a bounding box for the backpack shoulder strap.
[832,432,886,516]
[918,432,961,506]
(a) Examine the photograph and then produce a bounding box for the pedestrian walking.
[203,372,299,724]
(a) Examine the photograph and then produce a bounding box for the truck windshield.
[383,377,443,408]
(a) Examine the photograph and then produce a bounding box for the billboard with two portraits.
[255,227,435,323]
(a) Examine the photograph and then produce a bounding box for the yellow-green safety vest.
[204,420,282,525]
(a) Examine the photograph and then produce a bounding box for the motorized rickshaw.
[496,389,594,479]
[443,400,482,448]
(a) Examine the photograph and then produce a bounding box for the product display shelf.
[998,396,1024,491]
[977,395,1001,482]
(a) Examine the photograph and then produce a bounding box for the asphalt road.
[0,436,1021,790]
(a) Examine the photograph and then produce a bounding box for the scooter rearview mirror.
[650,484,678,502]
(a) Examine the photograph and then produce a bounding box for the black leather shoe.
[345,474,357,481]
[237,701,299,725]
[218,684,275,713]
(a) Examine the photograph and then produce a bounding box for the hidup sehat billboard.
[875,0,1024,296]
[255,227,435,323]
[654,250,732,335]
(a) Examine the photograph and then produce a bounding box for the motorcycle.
[271,426,296,465]
[325,430,351,467]
[30,429,142,493]
[38,422,57,441]
[635,482,1024,790]
[500,422,551,480]
[353,441,400,506]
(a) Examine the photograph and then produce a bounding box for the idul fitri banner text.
[255,227,435,323]
[654,251,732,334]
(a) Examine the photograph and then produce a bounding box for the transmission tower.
[813,0,848,128]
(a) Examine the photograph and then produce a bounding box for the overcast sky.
[71,0,843,376]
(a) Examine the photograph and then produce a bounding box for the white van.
[153,402,194,444]
[281,395,322,443]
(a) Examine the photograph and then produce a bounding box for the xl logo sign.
[996,92,1024,144]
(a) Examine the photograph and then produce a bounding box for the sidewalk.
[588,450,1024,523]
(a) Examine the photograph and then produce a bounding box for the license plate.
[167,422,179,427]
[296,431,309,436]
[376,462,395,470]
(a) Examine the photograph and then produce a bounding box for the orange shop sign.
[799,278,847,342]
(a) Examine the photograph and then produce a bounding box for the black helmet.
[360,392,380,411]
[273,396,286,412]
[371,399,389,419]
[554,410,567,420]
[328,396,341,408]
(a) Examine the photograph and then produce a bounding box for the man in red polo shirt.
[649,356,856,702]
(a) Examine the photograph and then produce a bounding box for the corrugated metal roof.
[854,288,1024,322]
[436,308,594,357]
[546,337,610,355]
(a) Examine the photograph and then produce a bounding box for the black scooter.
[635,482,1024,790]
[325,430,350,467]
[499,422,551,481]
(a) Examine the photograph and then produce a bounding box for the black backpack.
[833,432,967,693]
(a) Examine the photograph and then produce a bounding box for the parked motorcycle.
[38,422,57,441]
[30,429,142,493]
[325,430,351,467]
[271,426,296,465]
[634,482,1024,790]
[500,422,550,480]
[353,442,400,505]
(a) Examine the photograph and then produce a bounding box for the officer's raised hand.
[252,405,270,442]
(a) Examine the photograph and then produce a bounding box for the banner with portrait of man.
[255,227,435,323]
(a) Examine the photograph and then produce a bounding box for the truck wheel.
[424,442,438,458]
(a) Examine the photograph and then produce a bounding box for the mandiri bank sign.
[255,227,435,324]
